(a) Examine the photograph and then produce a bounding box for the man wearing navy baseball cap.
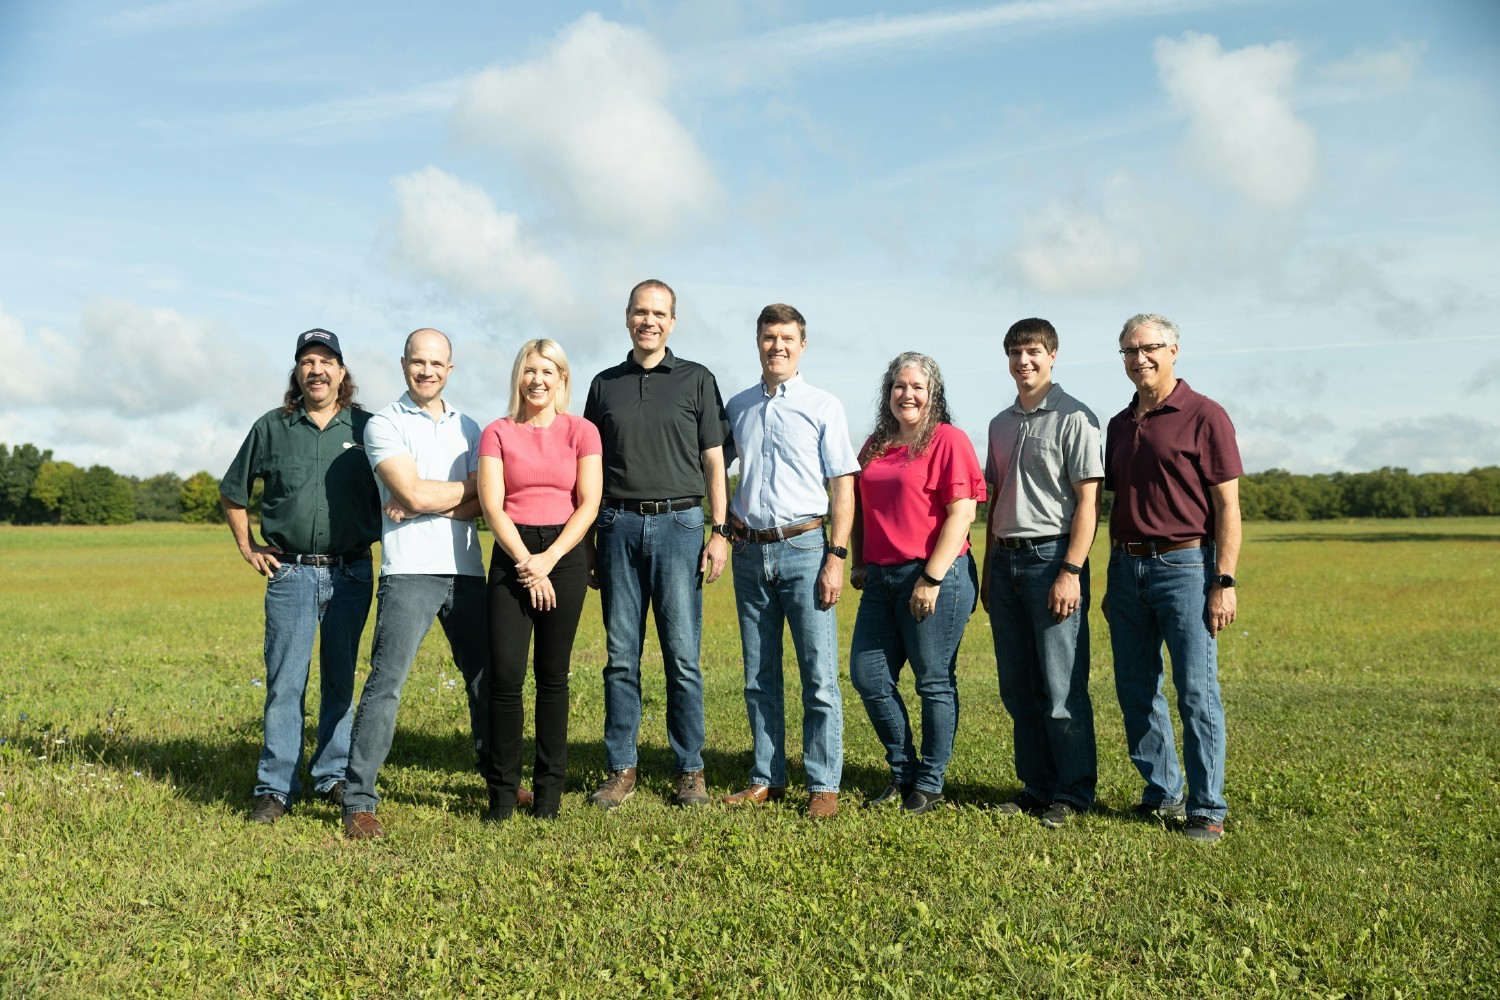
[220,329,381,824]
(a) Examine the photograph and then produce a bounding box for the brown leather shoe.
[589,767,638,810]
[344,811,385,840]
[673,770,709,807]
[722,784,785,805]
[517,787,535,808]
[808,791,839,819]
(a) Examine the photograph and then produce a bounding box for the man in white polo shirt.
[341,328,500,839]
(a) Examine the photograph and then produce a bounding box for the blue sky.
[2,0,1498,478]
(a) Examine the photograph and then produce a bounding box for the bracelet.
[920,568,943,586]
[1060,562,1083,575]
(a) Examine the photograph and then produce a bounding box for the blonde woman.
[478,340,602,821]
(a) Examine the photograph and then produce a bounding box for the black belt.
[283,547,371,566]
[739,517,824,543]
[994,533,1067,550]
[603,497,700,515]
[1112,538,1203,557]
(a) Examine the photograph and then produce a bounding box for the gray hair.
[860,351,953,465]
[1119,313,1180,347]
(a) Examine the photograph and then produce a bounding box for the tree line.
[0,442,226,526]
[2,440,1498,526]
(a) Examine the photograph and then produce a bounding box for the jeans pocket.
[671,505,705,530]
[340,558,373,585]
[595,507,618,530]
[267,563,296,586]
[1159,546,1207,570]
[786,529,825,552]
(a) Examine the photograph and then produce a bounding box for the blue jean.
[849,554,977,794]
[731,528,843,793]
[596,504,707,773]
[343,573,489,815]
[257,556,373,803]
[988,540,1097,809]
[1107,544,1227,821]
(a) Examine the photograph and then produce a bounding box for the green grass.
[1,519,1496,998]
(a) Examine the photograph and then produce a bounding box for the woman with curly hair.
[850,352,985,814]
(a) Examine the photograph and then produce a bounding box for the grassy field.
[1,519,1496,998]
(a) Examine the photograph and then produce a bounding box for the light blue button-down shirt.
[727,373,860,531]
[364,392,484,577]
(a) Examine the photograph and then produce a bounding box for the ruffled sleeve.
[925,424,988,506]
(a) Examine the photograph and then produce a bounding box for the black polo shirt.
[220,405,381,556]
[583,348,733,501]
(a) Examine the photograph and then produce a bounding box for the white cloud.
[390,167,584,328]
[1012,179,1191,295]
[1156,32,1317,209]
[100,0,285,34]
[452,13,719,241]
[149,79,462,142]
[1322,43,1424,90]
[1345,415,1500,473]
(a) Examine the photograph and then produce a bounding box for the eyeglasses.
[1118,343,1168,358]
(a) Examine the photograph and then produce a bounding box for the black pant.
[485,524,587,817]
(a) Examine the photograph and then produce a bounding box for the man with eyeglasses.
[1104,313,1242,844]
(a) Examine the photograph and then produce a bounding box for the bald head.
[404,327,453,363]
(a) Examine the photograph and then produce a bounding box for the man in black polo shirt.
[221,329,381,824]
[584,279,732,809]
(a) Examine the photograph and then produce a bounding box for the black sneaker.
[993,791,1047,817]
[318,781,346,807]
[1040,800,1081,828]
[1184,815,1224,843]
[902,788,945,815]
[248,794,287,824]
[868,782,913,808]
[1134,797,1187,822]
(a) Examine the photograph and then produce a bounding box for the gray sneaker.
[1041,800,1081,828]
[673,770,709,807]
[589,767,638,811]
[1184,815,1224,843]
[1134,796,1187,822]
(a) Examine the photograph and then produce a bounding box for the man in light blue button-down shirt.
[340,328,504,839]
[723,304,860,818]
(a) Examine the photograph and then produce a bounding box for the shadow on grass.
[1259,531,1500,544]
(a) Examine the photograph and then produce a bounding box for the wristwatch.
[1213,573,1236,588]
[711,523,732,539]
[825,544,849,559]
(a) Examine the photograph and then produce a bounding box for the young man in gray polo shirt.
[341,328,498,840]
[980,317,1103,828]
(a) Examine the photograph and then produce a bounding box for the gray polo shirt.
[985,383,1104,539]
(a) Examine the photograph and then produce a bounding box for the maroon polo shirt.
[1105,379,1242,543]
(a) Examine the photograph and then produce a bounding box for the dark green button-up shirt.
[221,405,381,556]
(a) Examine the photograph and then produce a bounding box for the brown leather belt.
[1112,538,1203,557]
[994,533,1067,550]
[739,517,824,543]
[285,547,371,566]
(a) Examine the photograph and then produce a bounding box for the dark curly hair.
[859,351,952,466]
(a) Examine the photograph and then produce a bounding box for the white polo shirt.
[364,392,484,577]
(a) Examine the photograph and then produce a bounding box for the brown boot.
[722,784,785,806]
[673,770,709,807]
[344,811,385,840]
[588,768,638,811]
[808,791,839,819]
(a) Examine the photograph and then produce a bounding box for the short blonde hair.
[507,339,572,419]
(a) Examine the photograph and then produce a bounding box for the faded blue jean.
[988,539,1097,809]
[343,573,489,816]
[849,554,977,795]
[257,556,373,803]
[731,527,843,793]
[596,504,707,773]
[1107,543,1227,822]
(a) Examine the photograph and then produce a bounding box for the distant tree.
[69,465,135,524]
[179,471,226,524]
[1451,466,1500,516]
[133,472,185,521]
[28,460,80,523]
[0,442,53,523]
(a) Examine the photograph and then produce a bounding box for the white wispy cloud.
[1156,31,1317,208]
[390,167,585,328]
[100,0,286,35]
[143,79,462,142]
[452,13,719,241]
[751,0,1226,62]
[1322,42,1424,90]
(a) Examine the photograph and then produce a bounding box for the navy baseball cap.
[294,328,344,363]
